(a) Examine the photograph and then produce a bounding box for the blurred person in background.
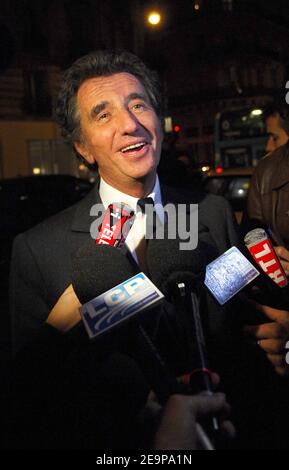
[243,98,289,274]
[264,102,289,154]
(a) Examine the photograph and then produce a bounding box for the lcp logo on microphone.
[80,273,164,339]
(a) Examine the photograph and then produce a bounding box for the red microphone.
[96,202,135,249]
[244,228,287,288]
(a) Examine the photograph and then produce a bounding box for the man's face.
[74,73,163,191]
[265,113,289,153]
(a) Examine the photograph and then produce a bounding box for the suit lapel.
[71,178,104,233]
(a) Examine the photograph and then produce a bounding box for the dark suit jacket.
[10,182,240,354]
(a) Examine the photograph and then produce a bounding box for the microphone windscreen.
[72,241,137,304]
[147,236,208,296]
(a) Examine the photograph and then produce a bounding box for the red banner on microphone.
[245,229,287,287]
[96,203,135,249]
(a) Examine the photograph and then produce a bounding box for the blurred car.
[203,167,253,223]
[0,173,93,280]
[0,174,93,365]
[0,174,93,238]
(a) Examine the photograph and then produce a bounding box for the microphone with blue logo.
[71,240,184,404]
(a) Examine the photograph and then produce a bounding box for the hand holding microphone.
[244,304,289,377]
[275,246,289,277]
[243,229,289,376]
[154,392,234,450]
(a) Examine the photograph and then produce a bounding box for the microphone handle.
[178,284,219,435]
[137,323,216,449]
[135,323,182,404]
[189,292,212,391]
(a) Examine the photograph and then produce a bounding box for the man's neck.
[100,174,156,199]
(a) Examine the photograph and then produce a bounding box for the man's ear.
[74,141,95,165]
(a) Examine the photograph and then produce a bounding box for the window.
[28,140,87,178]
[222,0,233,12]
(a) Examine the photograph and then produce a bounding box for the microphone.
[147,237,219,434]
[72,242,138,305]
[147,236,212,386]
[71,241,182,404]
[244,228,287,288]
[243,229,289,310]
[147,235,208,299]
[193,239,289,312]
[72,243,164,334]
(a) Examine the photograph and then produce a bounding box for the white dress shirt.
[99,176,164,265]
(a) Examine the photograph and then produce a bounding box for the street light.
[147,11,161,26]
[251,109,263,117]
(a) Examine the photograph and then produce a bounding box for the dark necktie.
[137,197,154,213]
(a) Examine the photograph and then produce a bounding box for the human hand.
[154,392,235,450]
[244,303,289,376]
[275,246,289,276]
[179,370,220,390]
[46,284,81,333]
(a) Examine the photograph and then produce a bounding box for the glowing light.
[33,167,41,175]
[215,167,223,174]
[201,166,210,172]
[251,109,263,116]
[194,3,200,10]
[164,116,173,133]
[78,164,86,171]
[173,125,181,133]
[148,12,161,25]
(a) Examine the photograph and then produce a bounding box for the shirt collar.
[99,175,163,215]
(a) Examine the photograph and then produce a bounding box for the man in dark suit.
[9,50,289,449]
[10,49,240,355]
